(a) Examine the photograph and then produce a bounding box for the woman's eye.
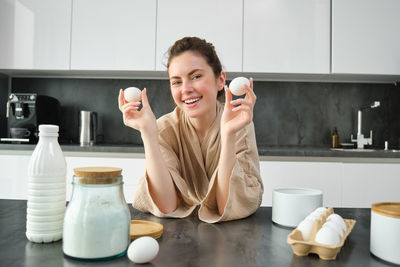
[192,74,201,80]
[171,80,181,86]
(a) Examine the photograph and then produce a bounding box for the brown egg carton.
[286,207,356,260]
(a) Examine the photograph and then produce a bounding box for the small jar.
[63,167,131,260]
[370,202,400,265]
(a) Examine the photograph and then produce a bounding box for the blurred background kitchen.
[1,0,399,207]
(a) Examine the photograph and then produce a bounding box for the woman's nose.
[181,80,194,93]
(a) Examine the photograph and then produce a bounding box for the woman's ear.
[218,71,226,91]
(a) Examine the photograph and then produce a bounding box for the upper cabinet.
[332,0,400,75]
[71,0,156,71]
[243,0,330,74]
[156,0,242,72]
[0,0,71,70]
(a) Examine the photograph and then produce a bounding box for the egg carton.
[286,207,356,260]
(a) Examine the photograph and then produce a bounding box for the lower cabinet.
[1,153,399,208]
[260,160,400,208]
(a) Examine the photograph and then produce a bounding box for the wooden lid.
[130,220,163,240]
[73,167,122,184]
[372,202,400,218]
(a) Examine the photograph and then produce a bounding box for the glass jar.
[63,167,131,260]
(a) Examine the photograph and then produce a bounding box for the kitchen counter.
[2,143,400,159]
[0,200,394,267]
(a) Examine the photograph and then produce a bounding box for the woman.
[118,37,263,223]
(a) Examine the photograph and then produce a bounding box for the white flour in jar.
[63,185,130,259]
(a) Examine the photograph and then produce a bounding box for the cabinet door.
[341,163,400,208]
[0,0,71,70]
[259,161,341,207]
[71,0,156,71]
[332,0,400,75]
[156,0,242,72]
[243,0,330,74]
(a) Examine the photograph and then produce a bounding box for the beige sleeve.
[198,122,264,223]
[132,130,198,218]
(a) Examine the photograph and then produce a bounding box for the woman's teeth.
[184,97,201,104]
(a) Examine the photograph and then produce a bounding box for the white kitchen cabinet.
[156,0,242,72]
[71,0,156,71]
[260,161,342,207]
[0,0,71,70]
[332,0,400,75]
[260,160,400,208]
[243,0,330,74]
[2,151,400,208]
[0,153,145,203]
[340,163,400,208]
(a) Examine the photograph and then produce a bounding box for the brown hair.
[167,36,222,77]
[166,37,225,100]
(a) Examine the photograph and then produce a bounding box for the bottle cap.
[38,124,59,137]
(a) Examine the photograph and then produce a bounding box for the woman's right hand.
[118,88,157,135]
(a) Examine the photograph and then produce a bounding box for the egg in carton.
[286,207,356,260]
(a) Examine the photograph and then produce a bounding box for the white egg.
[323,220,344,238]
[228,77,250,96]
[306,212,321,221]
[315,226,341,245]
[127,236,159,264]
[124,87,141,102]
[326,213,347,233]
[297,218,315,241]
[313,207,327,215]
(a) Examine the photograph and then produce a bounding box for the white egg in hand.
[124,87,141,102]
[127,236,159,264]
[228,77,250,96]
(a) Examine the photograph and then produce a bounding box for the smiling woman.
[118,37,263,223]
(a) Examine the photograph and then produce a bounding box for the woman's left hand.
[221,78,256,137]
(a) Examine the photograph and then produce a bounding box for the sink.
[331,148,400,152]
[331,148,378,152]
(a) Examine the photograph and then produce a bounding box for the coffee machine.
[1,93,60,143]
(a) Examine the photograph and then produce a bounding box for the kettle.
[79,111,97,146]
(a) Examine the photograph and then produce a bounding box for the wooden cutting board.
[130,220,163,240]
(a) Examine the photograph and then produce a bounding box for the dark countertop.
[0,200,395,267]
[2,143,400,158]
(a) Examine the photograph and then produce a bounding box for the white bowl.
[370,202,400,265]
[272,188,323,227]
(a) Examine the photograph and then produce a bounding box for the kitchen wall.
[0,74,8,138]
[10,78,400,149]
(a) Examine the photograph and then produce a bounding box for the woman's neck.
[189,104,217,144]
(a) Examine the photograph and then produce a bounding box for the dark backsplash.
[8,77,400,149]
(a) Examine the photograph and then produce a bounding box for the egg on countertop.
[297,217,315,241]
[127,236,159,264]
[327,213,347,233]
[228,77,250,96]
[315,225,341,245]
[124,87,142,102]
[323,220,344,238]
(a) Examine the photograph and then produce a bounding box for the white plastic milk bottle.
[26,124,67,243]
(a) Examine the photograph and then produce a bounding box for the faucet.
[351,101,380,149]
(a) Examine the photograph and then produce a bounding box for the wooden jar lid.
[372,202,400,218]
[130,220,163,240]
[73,167,122,184]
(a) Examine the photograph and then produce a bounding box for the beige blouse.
[132,102,263,223]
